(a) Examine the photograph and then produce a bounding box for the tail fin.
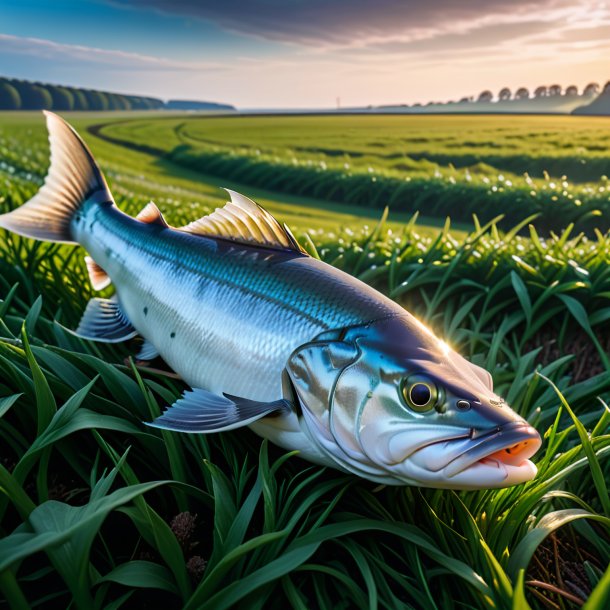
[0,111,113,244]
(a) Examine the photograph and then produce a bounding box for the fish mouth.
[443,422,541,478]
[408,422,542,489]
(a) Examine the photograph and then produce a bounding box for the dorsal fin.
[179,189,307,254]
[136,202,169,227]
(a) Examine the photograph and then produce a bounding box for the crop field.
[0,111,609,609]
[97,114,610,232]
[0,113,455,238]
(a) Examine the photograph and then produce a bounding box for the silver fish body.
[76,199,399,400]
[0,112,542,489]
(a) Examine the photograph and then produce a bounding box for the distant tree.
[15,82,52,109]
[127,96,146,110]
[145,96,163,109]
[47,85,74,110]
[583,82,599,96]
[564,85,578,96]
[459,96,473,103]
[83,89,109,111]
[0,81,21,109]
[477,90,493,103]
[33,85,52,109]
[548,84,562,96]
[68,88,88,110]
[106,93,121,110]
[57,87,75,109]
[106,93,130,110]
[9,80,28,106]
[97,91,110,110]
[8,79,22,98]
[534,86,548,98]
[603,80,610,94]
[515,87,529,100]
[115,95,131,110]
[498,87,511,101]
[82,90,96,110]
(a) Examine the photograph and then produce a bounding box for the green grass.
[0,112,609,609]
[0,112,461,238]
[93,113,610,232]
[97,114,610,180]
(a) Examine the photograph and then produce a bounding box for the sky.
[0,0,609,109]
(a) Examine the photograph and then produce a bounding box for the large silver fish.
[0,112,541,489]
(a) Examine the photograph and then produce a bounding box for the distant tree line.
[0,76,235,111]
[0,76,164,111]
[472,81,608,104]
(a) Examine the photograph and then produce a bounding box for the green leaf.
[0,393,22,419]
[0,480,170,572]
[97,561,178,595]
[478,536,512,599]
[584,561,610,610]
[511,570,532,610]
[24,295,42,335]
[95,436,193,601]
[33,346,90,391]
[539,373,610,516]
[188,530,289,606]
[0,461,36,519]
[0,568,31,610]
[510,271,532,327]
[557,295,610,370]
[21,324,56,434]
[507,509,610,579]
[12,378,143,487]
[194,542,320,610]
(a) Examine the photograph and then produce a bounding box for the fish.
[0,111,542,489]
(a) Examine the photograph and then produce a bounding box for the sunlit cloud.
[111,0,606,50]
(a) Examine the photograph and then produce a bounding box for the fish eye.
[401,375,438,413]
[410,383,431,406]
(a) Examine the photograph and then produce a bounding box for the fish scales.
[78,201,400,400]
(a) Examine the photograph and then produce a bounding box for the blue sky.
[1,0,609,108]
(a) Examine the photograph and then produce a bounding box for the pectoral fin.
[147,388,291,433]
[71,296,137,343]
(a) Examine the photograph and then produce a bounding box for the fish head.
[287,314,541,489]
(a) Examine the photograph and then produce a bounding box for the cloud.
[348,20,554,56]
[111,0,584,47]
[0,33,224,72]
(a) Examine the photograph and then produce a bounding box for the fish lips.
[446,422,541,478]
[410,421,541,480]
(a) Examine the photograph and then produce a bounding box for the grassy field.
[0,112,609,609]
[98,114,610,180]
[95,114,610,231]
[0,113,459,238]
